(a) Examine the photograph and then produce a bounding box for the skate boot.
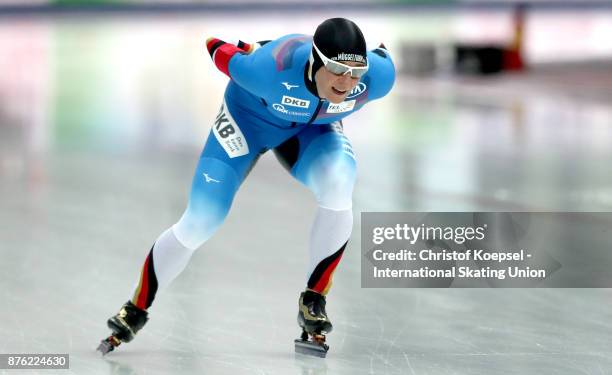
[97,301,148,355]
[294,290,332,358]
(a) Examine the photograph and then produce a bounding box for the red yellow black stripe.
[205,37,243,77]
[132,246,158,310]
[206,38,226,57]
[307,242,347,295]
[237,40,254,53]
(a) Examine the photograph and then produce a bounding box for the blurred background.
[2,0,612,212]
[1,1,611,375]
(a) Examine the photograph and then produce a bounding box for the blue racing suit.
[172,33,395,253]
[128,33,396,312]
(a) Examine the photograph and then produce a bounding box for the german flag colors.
[307,242,347,296]
[131,246,158,311]
[205,37,243,78]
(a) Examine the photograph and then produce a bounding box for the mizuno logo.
[203,173,220,183]
[282,82,299,90]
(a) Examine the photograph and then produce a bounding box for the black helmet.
[311,18,367,76]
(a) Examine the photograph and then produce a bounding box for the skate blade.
[97,336,120,356]
[294,339,328,358]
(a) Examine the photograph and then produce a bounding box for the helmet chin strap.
[308,52,315,81]
[305,50,323,98]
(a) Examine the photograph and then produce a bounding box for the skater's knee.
[173,197,231,250]
[174,157,241,249]
[308,156,356,210]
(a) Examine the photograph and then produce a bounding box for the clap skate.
[294,290,332,358]
[97,301,148,355]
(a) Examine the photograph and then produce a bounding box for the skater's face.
[315,61,364,104]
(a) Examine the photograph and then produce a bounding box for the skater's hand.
[205,37,240,56]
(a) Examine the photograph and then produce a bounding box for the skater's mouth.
[331,87,347,95]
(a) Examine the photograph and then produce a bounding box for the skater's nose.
[336,74,354,87]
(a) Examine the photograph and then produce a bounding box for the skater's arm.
[206,37,245,77]
[366,44,396,101]
[205,37,274,96]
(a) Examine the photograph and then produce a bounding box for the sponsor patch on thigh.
[213,101,249,158]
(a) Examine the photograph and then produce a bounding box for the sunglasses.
[312,42,369,78]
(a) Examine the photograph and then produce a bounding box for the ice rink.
[1,9,612,375]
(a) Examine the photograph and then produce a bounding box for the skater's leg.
[306,207,352,295]
[275,122,355,357]
[275,121,356,295]
[172,156,244,250]
[131,228,187,310]
[99,99,267,354]
[130,102,261,311]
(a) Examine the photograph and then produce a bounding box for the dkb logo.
[215,105,235,138]
[281,95,310,109]
[212,102,249,158]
